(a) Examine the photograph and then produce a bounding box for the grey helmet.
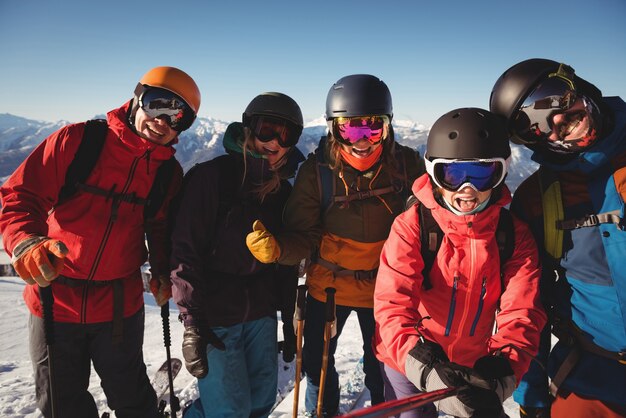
[426,107,511,161]
[242,92,303,128]
[325,74,393,120]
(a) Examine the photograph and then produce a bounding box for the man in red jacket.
[0,66,200,418]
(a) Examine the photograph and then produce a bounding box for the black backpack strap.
[144,156,177,219]
[496,207,515,266]
[58,119,108,204]
[418,203,441,291]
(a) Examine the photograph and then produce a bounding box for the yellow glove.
[12,237,68,287]
[246,220,281,263]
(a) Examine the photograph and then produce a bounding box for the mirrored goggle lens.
[434,160,504,192]
[333,115,389,145]
[251,115,302,148]
[140,87,196,132]
[512,77,577,144]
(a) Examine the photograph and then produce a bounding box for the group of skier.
[0,58,624,418]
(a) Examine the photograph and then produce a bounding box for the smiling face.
[133,107,178,145]
[339,137,384,158]
[252,136,290,167]
[440,184,492,214]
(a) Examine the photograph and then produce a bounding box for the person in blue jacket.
[490,58,626,418]
[169,92,305,417]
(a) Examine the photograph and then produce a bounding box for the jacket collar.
[106,101,177,163]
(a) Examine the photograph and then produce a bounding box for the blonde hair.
[241,127,289,202]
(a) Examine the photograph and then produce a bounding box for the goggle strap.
[548,64,576,91]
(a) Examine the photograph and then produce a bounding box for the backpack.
[405,194,515,291]
[314,136,411,216]
[56,119,176,220]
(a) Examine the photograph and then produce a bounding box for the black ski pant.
[302,295,385,414]
[29,307,158,418]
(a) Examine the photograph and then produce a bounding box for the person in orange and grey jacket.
[374,108,547,418]
[246,74,424,416]
[170,92,303,418]
[0,66,200,418]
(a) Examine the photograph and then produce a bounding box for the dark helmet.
[489,58,603,141]
[426,107,511,161]
[325,74,393,120]
[242,92,303,127]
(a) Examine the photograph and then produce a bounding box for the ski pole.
[39,285,58,418]
[336,387,459,418]
[161,301,180,417]
[292,284,308,418]
[317,287,336,418]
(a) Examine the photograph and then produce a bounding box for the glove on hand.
[149,274,172,306]
[520,405,551,418]
[406,341,512,418]
[405,338,450,390]
[12,237,68,287]
[246,220,281,263]
[182,326,226,379]
[473,354,517,403]
[281,320,297,363]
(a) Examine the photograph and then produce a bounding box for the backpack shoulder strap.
[539,167,564,259]
[496,207,515,265]
[144,156,177,220]
[58,119,108,204]
[315,137,336,216]
[418,203,441,290]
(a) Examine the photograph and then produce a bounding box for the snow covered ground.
[0,244,520,417]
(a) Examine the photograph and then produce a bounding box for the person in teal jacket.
[490,58,626,418]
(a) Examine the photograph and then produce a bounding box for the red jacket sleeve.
[490,215,547,381]
[373,208,425,374]
[0,124,83,255]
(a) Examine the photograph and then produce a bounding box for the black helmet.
[325,74,392,120]
[242,92,303,127]
[426,108,511,161]
[490,58,603,146]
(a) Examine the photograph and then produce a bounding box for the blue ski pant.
[302,295,384,415]
[183,315,278,418]
[29,308,158,418]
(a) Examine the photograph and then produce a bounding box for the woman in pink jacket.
[373,108,547,418]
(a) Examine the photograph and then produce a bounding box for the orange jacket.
[0,102,182,323]
[373,174,547,381]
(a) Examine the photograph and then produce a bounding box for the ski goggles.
[139,87,196,132]
[425,158,508,192]
[511,64,585,144]
[249,114,302,148]
[332,115,390,146]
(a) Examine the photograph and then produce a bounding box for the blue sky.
[1,0,625,127]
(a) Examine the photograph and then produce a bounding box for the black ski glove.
[281,320,297,363]
[181,326,225,378]
[519,406,551,418]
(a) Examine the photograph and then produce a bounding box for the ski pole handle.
[161,303,171,348]
[324,287,336,323]
[295,284,308,321]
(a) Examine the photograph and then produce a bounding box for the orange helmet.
[139,66,201,114]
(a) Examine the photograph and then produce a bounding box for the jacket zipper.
[469,277,487,336]
[79,153,144,323]
[444,276,458,336]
